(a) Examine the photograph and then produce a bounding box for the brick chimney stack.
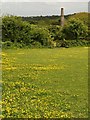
[61,8,64,27]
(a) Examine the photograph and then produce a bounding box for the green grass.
[2,47,88,118]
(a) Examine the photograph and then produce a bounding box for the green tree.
[30,25,53,46]
[62,18,88,40]
[48,25,64,40]
[2,15,32,45]
[2,15,54,47]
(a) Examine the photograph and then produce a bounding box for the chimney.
[61,8,64,27]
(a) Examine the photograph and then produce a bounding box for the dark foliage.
[2,13,89,48]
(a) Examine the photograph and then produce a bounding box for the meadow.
[2,47,88,118]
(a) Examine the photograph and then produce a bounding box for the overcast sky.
[1,1,89,16]
[1,0,90,2]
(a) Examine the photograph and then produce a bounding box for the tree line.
[2,14,89,48]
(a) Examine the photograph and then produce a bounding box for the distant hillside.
[22,14,73,26]
[67,12,88,25]
[22,12,89,26]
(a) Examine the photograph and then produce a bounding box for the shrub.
[48,25,63,40]
[2,41,13,48]
[64,40,89,47]
[2,16,54,48]
[30,25,53,46]
[62,18,88,40]
[2,16,32,45]
[31,41,42,48]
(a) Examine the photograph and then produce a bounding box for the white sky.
[1,0,90,2]
[1,1,89,16]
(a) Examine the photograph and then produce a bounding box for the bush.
[2,16,54,48]
[2,41,13,48]
[62,18,88,40]
[48,25,63,40]
[64,40,89,47]
[31,41,42,48]
[2,16,32,45]
[30,25,53,46]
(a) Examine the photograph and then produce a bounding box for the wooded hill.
[22,12,88,26]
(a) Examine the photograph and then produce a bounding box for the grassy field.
[2,47,88,118]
